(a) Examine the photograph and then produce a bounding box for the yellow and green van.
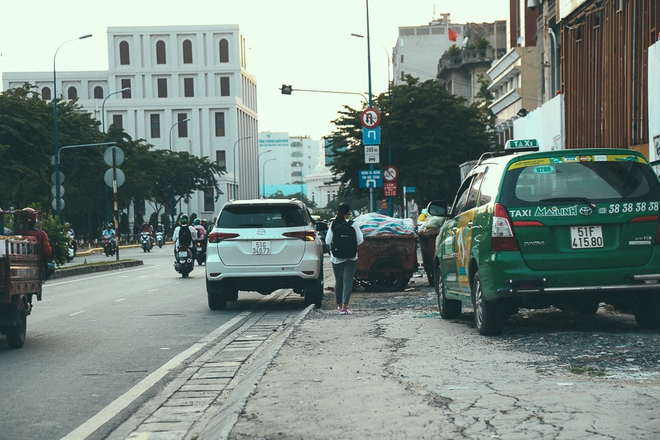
[429,141,660,335]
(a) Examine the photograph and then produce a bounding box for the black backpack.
[178,225,192,246]
[331,221,357,259]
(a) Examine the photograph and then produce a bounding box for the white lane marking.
[45,265,152,287]
[70,311,85,316]
[115,298,126,302]
[60,310,252,440]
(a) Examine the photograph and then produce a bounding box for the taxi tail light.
[628,215,660,245]
[491,203,519,251]
[283,230,317,241]
[207,231,240,243]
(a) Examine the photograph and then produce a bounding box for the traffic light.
[281,84,293,95]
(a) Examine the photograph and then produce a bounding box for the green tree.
[329,77,494,205]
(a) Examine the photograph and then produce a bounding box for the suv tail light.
[207,231,240,243]
[491,203,519,251]
[283,230,317,241]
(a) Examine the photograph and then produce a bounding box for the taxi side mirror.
[427,200,448,217]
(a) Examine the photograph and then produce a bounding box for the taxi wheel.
[634,295,660,329]
[472,272,504,336]
[435,266,461,319]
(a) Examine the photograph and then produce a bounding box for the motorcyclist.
[102,223,116,253]
[65,222,77,255]
[193,218,207,259]
[155,223,165,245]
[139,221,154,248]
[172,214,198,256]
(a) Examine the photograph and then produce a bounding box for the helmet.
[106,223,113,228]
[179,214,189,225]
[23,207,37,222]
[201,219,208,225]
[193,218,200,225]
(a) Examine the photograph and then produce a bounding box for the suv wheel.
[206,279,227,310]
[472,272,504,336]
[435,265,461,319]
[304,275,324,308]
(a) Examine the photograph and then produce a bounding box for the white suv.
[205,199,324,310]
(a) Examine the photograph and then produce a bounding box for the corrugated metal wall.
[561,0,659,153]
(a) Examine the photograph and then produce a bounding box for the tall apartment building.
[2,25,258,219]
[258,132,322,199]
[393,14,465,86]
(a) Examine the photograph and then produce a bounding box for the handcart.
[418,230,439,286]
[354,234,418,292]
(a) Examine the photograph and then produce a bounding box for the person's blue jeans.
[332,259,358,306]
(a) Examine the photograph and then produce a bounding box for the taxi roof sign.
[505,139,539,152]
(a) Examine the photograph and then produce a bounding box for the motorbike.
[194,239,206,265]
[174,245,194,277]
[102,236,116,257]
[141,232,153,252]
[156,231,164,248]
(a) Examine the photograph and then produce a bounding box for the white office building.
[3,25,258,219]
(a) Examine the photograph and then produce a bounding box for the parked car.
[205,199,324,310]
[429,140,660,335]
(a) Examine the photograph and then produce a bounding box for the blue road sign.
[362,127,381,145]
[359,170,383,188]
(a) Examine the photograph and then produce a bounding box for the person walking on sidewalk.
[326,202,363,315]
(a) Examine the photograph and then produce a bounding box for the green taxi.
[429,140,660,335]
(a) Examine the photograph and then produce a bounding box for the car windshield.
[217,205,307,228]
[500,159,660,206]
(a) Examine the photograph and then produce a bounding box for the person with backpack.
[172,214,198,256]
[325,202,363,315]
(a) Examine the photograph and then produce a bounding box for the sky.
[0,0,508,140]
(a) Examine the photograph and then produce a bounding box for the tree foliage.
[0,84,226,241]
[329,77,494,207]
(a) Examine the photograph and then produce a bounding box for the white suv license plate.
[252,241,271,255]
[571,226,603,249]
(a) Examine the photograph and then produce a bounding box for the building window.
[183,39,193,63]
[67,87,77,99]
[204,188,215,212]
[214,112,225,136]
[220,77,230,96]
[119,41,130,65]
[41,87,51,100]
[184,78,194,97]
[219,39,229,62]
[121,79,131,98]
[93,86,103,99]
[157,78,168,98]
[150,114,160,138]
[112,114,123,130]
[177,113,188,137]
[400,71,405,80]
[156,40,166,64]
[216,150,226,167]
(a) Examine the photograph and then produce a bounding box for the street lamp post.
[258,149,272,198]
[102,87,130,133]
[169,118,190,227]
[262,158,276,199]
[232,135,252,200]
[53,34,92,221]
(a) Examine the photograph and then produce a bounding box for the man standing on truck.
[22,208,54,281]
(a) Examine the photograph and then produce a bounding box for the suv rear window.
[500,159,660,206]
[217,205,307,228]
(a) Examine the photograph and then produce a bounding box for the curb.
[51,259,144,280]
